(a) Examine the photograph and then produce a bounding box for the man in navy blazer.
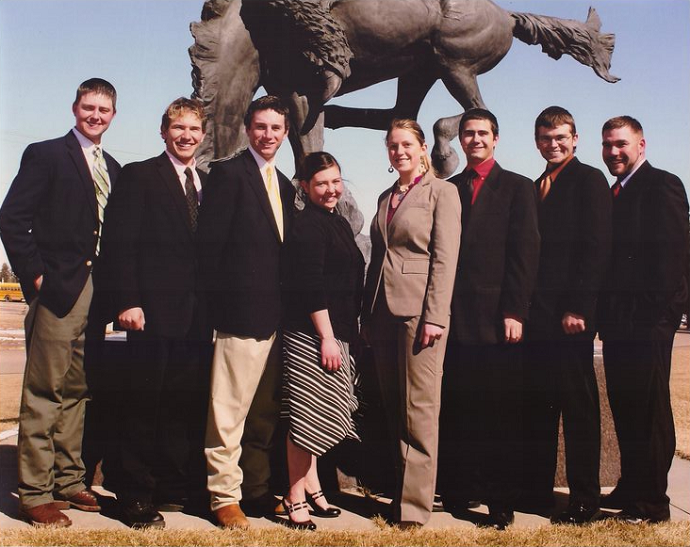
[197,95,296,528]
[598,116,689,523]
[438,109,540,530]
[522,107,612,524]
[0,78,119,527]
[100,98,212,528]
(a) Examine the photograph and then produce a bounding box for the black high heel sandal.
[281,498,317,530]
[306,490,341,518]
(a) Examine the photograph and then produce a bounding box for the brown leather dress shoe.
[55,489,101,512]
[215,503,250,529]
[20,502,72,527]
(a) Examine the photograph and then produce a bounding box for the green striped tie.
[92,147,109,254]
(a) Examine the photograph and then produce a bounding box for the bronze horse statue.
[190,0,618,177]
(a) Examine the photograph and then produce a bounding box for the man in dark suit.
[598,116,689,523]
[438,109,540,530]
[100,97,212,529]
[522,106,612,524]
[197,95,296,529]
[0,78,119,527]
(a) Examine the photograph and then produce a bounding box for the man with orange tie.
[0,78,119,527]
[196,95,296,529]
[102,97,212,528]
[598,116,689,523]
[522,106,611,524]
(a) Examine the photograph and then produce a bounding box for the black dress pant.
[522,339,601,507]
[439,342,523,511]
[603,337,675,520]
[115,329,212,504]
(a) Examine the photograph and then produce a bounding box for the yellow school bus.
[0,282,25,302]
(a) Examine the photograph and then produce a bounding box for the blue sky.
[1,0,689,265]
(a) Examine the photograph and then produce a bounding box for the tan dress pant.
[205,331,281,510]
[18,275,92,508]
[369,303,447,525]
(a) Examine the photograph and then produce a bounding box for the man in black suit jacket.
[0,78,119,527]
[598,116,689,523]
[522,106,612,524]
[439,109,540,530]
[100,98,212,529]
[197,95,296,529]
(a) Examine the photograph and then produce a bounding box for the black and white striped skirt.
[282,330,360,457]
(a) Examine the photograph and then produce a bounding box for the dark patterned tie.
[185,168,198,232]
[612,181,622,198]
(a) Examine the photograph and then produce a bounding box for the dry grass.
[1,520,689,547]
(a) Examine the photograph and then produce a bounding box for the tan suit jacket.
[363,171,461,327]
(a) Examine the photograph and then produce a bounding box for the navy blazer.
[448,162,540,345]
[0,131,120,318]
[528,157,612,340]
[196,148,296,338]
[598,160,689,341]
[100,153,209,339]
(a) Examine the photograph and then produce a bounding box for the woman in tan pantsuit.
[362,119,461,526]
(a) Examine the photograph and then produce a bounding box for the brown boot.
[214,503,250,529]
[19,502,72,527]
[55,488,101,512]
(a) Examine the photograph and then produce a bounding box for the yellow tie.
[266,165,284,241]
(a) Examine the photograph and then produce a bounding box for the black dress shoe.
[482,509,514,530]
[600,489,631,510]
[442,498,481,513]
[121,500,165,529]
[551,503,602,525]
[612,510,670,524]
[305,490,341,518]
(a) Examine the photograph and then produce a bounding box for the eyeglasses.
[537,134,572,145]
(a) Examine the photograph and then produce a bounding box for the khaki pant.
[205,331,281,510]
[370,304,447,525]
[18,275,92,508]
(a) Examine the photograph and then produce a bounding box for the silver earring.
[388,165,394,173]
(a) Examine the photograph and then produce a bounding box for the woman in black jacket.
[280,152,364,529]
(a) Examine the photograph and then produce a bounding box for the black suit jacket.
[598,160,689,341]
[448,162,540,345]
[100,153,208,339]
[528,157,612,340]
[196,148,296,338]
[0,131,120,318]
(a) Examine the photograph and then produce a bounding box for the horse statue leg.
[324,68,438,131]
[430,66,487,178]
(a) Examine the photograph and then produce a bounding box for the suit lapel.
[243,150,283,241]
[65,132,98,218]
[376,187,393,244]
[156,153,195,236]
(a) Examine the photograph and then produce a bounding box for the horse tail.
[510,7,619,83]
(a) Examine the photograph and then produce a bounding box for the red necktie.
[612,181,621,198]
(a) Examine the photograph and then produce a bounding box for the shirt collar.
[164,150,196,176]
[72,128,99,153]
[467,157,495,179]
[618,156,646,188]
[542,153,574,182]
[247,145,275,173]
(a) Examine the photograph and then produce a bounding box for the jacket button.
[93,230,98,236]
[86,260,93,267]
